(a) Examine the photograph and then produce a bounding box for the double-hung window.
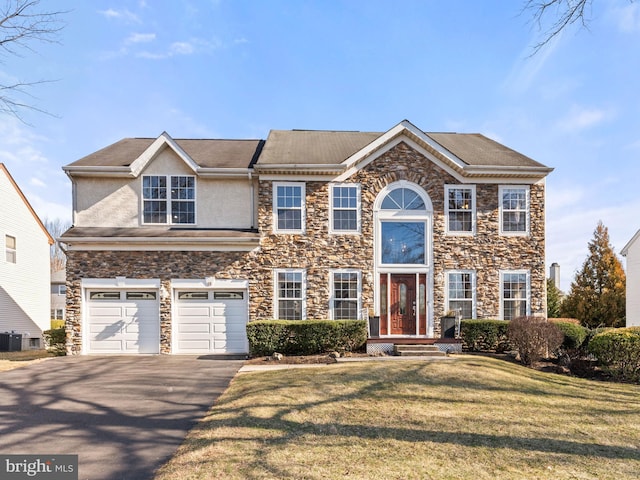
[446,270,475,319]
[501,270,530,320]
[499,186,529,234]
[275,269,305,320]
[142,175,195,224]
[330,270,360,319]
[445,185,475,234]
[5,235,16,263]
[273,182,305,233]
[330,184,360,233]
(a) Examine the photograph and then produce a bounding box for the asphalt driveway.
[0,355,244,480]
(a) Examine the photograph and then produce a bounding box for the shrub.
[549,319,589,351]
[246,320,367,357]
[507,316,563,366]
[460,319,510,352]
[588,327,640,382]
[43,327,66,355]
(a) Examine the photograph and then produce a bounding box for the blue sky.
[1,0,639,291]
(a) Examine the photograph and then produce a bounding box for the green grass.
[154,356,640,480]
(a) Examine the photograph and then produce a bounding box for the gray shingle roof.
[69,138,264,169]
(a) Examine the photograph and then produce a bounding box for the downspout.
[248,170,255,229]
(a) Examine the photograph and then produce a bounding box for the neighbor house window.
[5,235,16,263]
[330,270,360,319]
[273,182,305,233]
[499,186,529,234]
[330,184,360,233]
[446,271,475,319]
[445,185,475,234]
[501,270,530,320]
[51,309,64,320]
[142,175,195,224]
[51,284,66,295]
[275,269,305,319]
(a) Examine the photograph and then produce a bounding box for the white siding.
[625,236,640,327]
[0,168,51,342]
[74,148,255,229]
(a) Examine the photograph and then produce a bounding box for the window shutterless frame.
[329,269,361,319]
[499,185,529,235]
[142,175,196,225]
[444,185,476,235]
[272,182,305,234]
[329,183,361,234]
[500,270,531,320]
[274,269,306,319]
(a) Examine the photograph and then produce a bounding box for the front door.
[389,274,416,335]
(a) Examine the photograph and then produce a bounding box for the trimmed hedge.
[460,319,510,352]
[588,327,640,381]
[549,319,589,350]
[246,319,367,357]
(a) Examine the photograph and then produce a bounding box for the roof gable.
[0,164,54,245]
[622,229,640,256]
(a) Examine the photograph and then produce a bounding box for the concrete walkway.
[0,355,243,480]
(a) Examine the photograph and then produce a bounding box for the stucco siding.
[626,238,640,326]
[0,170,51,341]
[74,148,255,228]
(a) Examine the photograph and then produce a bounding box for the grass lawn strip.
[155,356,640,480]
[0,350,55,372]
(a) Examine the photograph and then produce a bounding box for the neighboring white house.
[51,270,66,322]
[0,163,54,350]
[621,229,640,327]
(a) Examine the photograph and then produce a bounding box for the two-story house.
[61,120,553,355]
[0,163,54,350]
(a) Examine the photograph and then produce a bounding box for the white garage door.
[175,290,249,354]
[86,290,160,354]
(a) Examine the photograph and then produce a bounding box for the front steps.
[393,344,447,357]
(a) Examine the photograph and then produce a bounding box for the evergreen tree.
[561,221,626,327]
[546,278,562,318]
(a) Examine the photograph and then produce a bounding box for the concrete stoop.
[393,344,447,357]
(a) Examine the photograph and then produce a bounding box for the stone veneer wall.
[66,140,546,353]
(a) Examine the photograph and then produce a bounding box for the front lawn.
[0,350,55,371]
[155,356,640,480]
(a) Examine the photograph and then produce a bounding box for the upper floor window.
[51,284,67,295]
[142,175,195,225]
[330,184,360,233]
[330,270,361,319]
[273,182,305,233]
[499,186,529,234]
[5,235,16,263]
[501,270,530,320]
[446,270,475,319]
[445,185,475,234]
[377,184,431,266]
[275,269,305,320]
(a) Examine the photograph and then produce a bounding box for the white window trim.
[272,182,306,234]
[499,270,531,320]
[329,183,361,234]
[499,185,530,236]
[444,184,476,235]
[329,269,361,320]
[141,175,197,225]
[444,270,476,319]
[274,268,306,319]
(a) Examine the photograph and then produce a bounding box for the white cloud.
[29,177,46,188]
[125,33,156,44]
[555,105,613,132]
[98,8,141,24]
[169,41,195,55]
[611,3,640,33]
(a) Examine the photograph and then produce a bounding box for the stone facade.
[65,140,546,353]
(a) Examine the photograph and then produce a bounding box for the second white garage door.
[174,290,249,354]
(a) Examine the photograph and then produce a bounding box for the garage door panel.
[175,290,248,354]
[86,291,159,354]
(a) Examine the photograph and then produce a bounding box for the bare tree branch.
[0,0,65,120]
[523,0,593,54]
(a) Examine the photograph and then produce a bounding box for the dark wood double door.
[379,273,427,336]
